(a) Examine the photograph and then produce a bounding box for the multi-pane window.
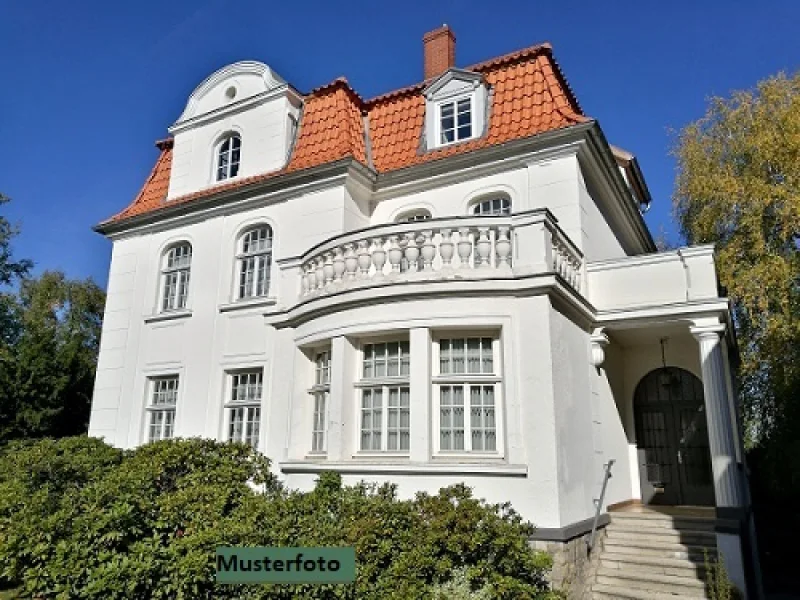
[359,341,410,452]
[226,370,263,449]
[435,336,500,453]
[147,376,178,442]
[439,97,473,144]
[237,226,272,300]
[217,134,241,181]
[311,351,330,453]
[161,243,192,312]
[472,196,511,216]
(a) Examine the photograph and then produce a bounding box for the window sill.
[144,310,192,324]
[279,460,526,477]
[218,297,277,313]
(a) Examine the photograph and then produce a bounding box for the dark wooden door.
[634,367,714,506]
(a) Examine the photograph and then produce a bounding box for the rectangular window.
[440,97,473,145]
[435,336,501,453]
[311,350,330,453]
[358,340,410,452]
[147,376,178,442]
[226,370,263,449]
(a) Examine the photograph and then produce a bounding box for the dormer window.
[439,97,473,144]
[216,134,241,181]
[424,68,488,151]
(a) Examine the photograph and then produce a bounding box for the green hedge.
[0,437,556,599]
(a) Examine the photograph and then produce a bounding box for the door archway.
[633,367,714,506]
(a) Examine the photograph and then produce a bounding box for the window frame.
[235,225,273,301]
[432,333,504,457]
[436,94,475,147]
[471,195,512,216]
[354,338,411,455]
[395,209,433,223]
[224,368,264,450]
[216,133,242,182]
[145,375,179,442]
[309,349,331,454]
[159,242,192,313]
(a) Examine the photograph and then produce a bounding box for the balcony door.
[634,367,715,506]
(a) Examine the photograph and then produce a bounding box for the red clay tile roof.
[105,42,588,225]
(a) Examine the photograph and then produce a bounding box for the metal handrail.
[587,459,615,553]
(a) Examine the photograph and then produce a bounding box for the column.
[691,321,749,598]
[409,328,431,462]
[327,335,356,461]
[690,322,744,507]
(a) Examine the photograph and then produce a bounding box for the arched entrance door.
[634,367,714,506]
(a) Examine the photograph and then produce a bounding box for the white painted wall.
[90,61,727,531]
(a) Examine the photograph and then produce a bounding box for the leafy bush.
[0,437,555,599]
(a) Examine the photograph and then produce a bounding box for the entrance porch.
[592,315,756,597]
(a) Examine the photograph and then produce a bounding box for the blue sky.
[1,0,798,287]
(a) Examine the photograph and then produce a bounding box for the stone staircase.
[591,508,717,599]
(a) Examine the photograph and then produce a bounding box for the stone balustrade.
[296,211,583,300]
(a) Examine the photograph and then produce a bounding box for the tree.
[0,194,32,288]
[0,271,105,440]
[673,71,800,446]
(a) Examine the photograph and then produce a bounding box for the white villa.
[89,27,759,598]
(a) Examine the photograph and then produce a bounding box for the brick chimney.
[423,25,456,80]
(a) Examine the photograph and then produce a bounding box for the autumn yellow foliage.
[673,72,800,451]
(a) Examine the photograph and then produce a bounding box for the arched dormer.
[165,61,302,199]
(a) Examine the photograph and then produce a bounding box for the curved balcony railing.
[297,210,583,300]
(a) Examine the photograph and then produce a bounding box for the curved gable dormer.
[423,68,488,150]
[166,61,302,200]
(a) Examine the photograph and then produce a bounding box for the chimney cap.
[423,24,455,42]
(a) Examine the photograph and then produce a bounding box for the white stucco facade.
[90,58,754,593]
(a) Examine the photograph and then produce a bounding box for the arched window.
[216,134,241,181]
[472,195,511,216]
[161,242,192,312]
[237,225,273,300]
[396,209,432,223]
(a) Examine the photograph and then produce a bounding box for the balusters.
[344,244,358,280]
[332,247,345,284]
[439,228,454,268]
[371,238,386,277]
[420,230,435,271]
[387,236,403,274]
[404,233,420,272]
[357,240,371,278]
[315,256,325,291]
[298,220,532,299]
[496,226,512,269]
[475,227,491,268]
[457,228,473,268]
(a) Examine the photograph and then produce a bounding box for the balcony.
[269,209,585,326]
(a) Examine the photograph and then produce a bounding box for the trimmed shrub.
[0,437,555,599]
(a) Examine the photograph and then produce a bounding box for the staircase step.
[596,569,707,592]
[602,538,716,560]
[600,552,711,578]
[592,582,707,600]
[605,526,716,545]
[609,512,717,532]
